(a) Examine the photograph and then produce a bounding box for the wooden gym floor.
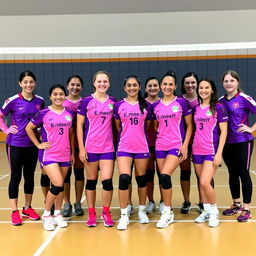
[0,142,256,256]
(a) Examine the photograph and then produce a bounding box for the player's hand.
[37,142,51,149]
[179,145,188,162]
[5,125,18,135]
[213,154,222,169]
[79,148,88,163]
[237,124,252,133]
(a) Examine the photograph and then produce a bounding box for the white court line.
[251,170,256,175]
[0,174,9,180]
[33,227,60,256]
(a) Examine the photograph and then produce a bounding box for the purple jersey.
[1,93,44,147]
[219,92,256,143]
[153,97,192,151]
[114,99,152,153]
[192,103,228,155]
[31,107,74,162]
[145,99,160,147]
[77,94,117,153]
[180,95,199,109]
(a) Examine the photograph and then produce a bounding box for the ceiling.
[1,0,256,15]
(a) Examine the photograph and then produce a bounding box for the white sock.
[43,210,51,217]
[139,205,146,212]
[54,210,61,216]
[203,203,210,213]
[163,206,171,213]
[121,208,128,216]
[210,204,219,214]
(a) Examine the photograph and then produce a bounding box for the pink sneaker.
[86,212,97,227]
[11,210,22,226]
[101,211,114,227]
[22,207,40,220]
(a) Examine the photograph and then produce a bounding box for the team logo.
[172,106,179,112]
[5,99,10,104]
[65,115,71,121]
[206,110,212,116]
[233,102,239,109]
[108,103,114,110]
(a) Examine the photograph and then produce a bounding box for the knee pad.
[64,168,72,183]
[180,170,191,181]
[135,175,147,188]
[74,168,85,181]
[159,174,172,189]
[146,169,155,182]
[118,174,131,190]
[50,184,64,195]
[102,179,113,191]
[85,179,97,190]
[40,174,50,187]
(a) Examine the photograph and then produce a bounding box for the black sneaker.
[181,201,191,214]
[197,203,204,214]
[74,202,84,216]
[63,202,72,217]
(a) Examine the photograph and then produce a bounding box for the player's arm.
[77,113,87,163]
[0,110,18,134]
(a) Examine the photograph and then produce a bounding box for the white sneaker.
[138,209,149,224]
[117,214,129,230]
[156,211,174,228]
[127,204,134,216]
[195,211,209,223]
[53,214,68,228]
[158,201,164,214]
[208,213,219,228]
[42,215,55,231]
[146,201,156,214]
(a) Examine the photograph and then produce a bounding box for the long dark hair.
[66,74,84,87]
[144,76,160,98]
[197,78,218,116]
[181,72,199,94]
[124,75,147,114]
[49,84,67,96]
[19,70,36,83]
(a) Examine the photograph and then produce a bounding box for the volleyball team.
[0,69,255,231]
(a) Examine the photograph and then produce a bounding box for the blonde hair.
[222,70,242,91]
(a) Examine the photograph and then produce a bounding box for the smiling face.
[145,79,160,97]
[93,73,110,93]
[19,76,36,94]
[183,76,197,95]
[160,76,176,97]
[198,80,213,102]
[223,73,239,95]
[50,87,66,107]
[66,77,82,97]
[124,77,140,98]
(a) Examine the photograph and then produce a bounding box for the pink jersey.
[153,97,192,151]
[63,97,82,113]
[77,94,117,153]
[114,99,152,153]
[31,107,74,162]
[145,99,160,147]
[192,103,228,155]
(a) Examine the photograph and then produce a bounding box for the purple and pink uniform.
[192,103,228,156]
[77,94,117,153]
[219,92,256,143]
[114,99,152,154]
[153,97,192,152]
[31,107,74,164]
[145,99,160,148]
[181,95,199,109]
[0,93,44,147]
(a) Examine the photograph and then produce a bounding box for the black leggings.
[6,145,38,199]
[223,140,253,204]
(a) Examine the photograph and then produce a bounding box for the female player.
[219,70,256,222]
[144,77,163,214]
[193,78,228,228]
[26,84,74,231]
[153,71,193,228]
[62,75,84,217]
[0,71,44,226]
[77,71,116,228]
[114,75,152,230]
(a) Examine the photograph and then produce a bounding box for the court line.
[251,170,256,175]
[0,174,9,180]
[33,227,60,256]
